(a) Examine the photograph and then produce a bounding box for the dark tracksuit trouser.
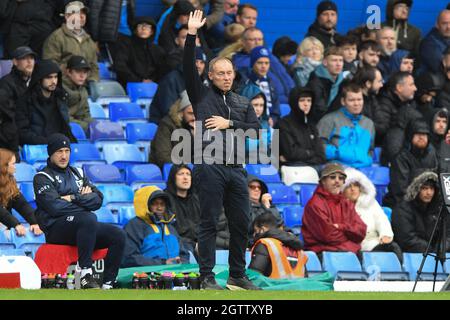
[45,212,126,283]
[193,164,250,279]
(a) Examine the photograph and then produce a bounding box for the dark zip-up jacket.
[183,34,260,164]
[0,192,37,229]
[33,160,103,233]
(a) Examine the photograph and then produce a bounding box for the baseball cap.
[65,1,89,14]
[66,55,91,70]
[12,46,36,60]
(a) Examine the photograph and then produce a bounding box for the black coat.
[87,0,122,42]
[305,21,340,49]
[114,35,167,88]
[306,71,335,123]
[0,192,37,229]
[438,78,450,112]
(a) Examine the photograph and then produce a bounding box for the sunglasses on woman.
[328,174,346,181]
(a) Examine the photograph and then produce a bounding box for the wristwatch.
[70,194,76,202]
[229,120,234,128]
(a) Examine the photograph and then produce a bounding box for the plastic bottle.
[41,273,48,289]
[139,272,149,289]
[47,273,56,289]
[67,272,75,290]
[132,272,140,289]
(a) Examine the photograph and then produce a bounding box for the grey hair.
[208,57,235,73]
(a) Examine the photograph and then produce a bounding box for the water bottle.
[41,273,48,289]
[132,272,140,289]
[67,272,75,290]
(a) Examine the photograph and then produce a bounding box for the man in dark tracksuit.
[184,10,261,290]
[33,133,126,290]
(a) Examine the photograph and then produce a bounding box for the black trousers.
[46,212,126,283]
[193,164,250,279]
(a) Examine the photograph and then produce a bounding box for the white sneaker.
[102,281,114,290]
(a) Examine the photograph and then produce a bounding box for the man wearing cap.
[43,1,99,82]
[62,55,92,133]
[302,163,367,255]
[150,91,195,168]
[33,133,126,289]
[15,59,77,146]
[114,16,168,88]
[0,47,36,154]
[306,0,341,50]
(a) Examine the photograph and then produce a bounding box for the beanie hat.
[317,1,338,16]
[173,0,195,17]
[320,163,347,180]
[47,133,71,156]
[195,47,207,62]
[179,90,192,111]
[250,46,271,67]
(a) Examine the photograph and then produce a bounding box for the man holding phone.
[33,133,126,290]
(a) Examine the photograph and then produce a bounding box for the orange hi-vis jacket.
[252,237,308,279]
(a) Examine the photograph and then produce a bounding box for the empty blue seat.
[322,251,369,280]
[300,184,317,206]
[19,182,36,208]
[0,231,15,250]
[102,144,145,172]
[0,60,13,78]
[266,183,298,205]
[216,250,229,265]
[94,207,118,224]
[89,121,127,149]
[280,103,290,117]
[118,206,136,226]
[0,248,26,256]
[98,62,115,80]
[90,80,130,105]
[126,123,158,143]
[97,184,134,207]
[126,82,158,104]
[403,253,447,281]
[133,182,167,192]
[362,252,409,281]
[382,207,392,221]
[70,122,88,142]
[89,102,108,119]
[283,206,304,228]
[14,163,36,183]
[12,209,27,224]
[109,102,146,123]
[83,164,124,183]
[22,145,48,166]
[125,164,163,186]
[373,147,382,164]
[245,164,281,183]
[359,166,390,186]
[10,229,45,257]
[70,143,105,166]
[305,251,325,276]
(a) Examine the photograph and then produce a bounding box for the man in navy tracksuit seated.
[33,133,126,290]
[184,10,261,290]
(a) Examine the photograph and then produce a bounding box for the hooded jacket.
[113,17,168,88]
[165,164,201,245]
[34,159,103,233]
[343,168,394,251]
[391,171,450,253]
[416,72,444,118]
[122,186,187,267]
[306,64,345,122]
[87,0,123,42]
[62,74,91,133]
[317,106,375,168]
[277,87,326,166]
[437,70,450,113]
[302,184,367,254]
[428,108,450,172]
[149,99,193,168]
[384,120,438,207]
[305,20,340,50]
[15,60,76,146]
[420,27,450,73]
[382,0,421,53]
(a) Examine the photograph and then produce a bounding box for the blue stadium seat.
[0,249,27,256]
[373,147,382,164]
[403,253,447,281]
[22,145,48,167]
[97,184,134,211]
[382,207,392,221]
[133,182,167,192]
[70,143,105,167]
[70,122,88,143]
[89,121,127,150]
[0,60,13,78]
[89,102,108,119]
[0,231,15,250]
[126,123,158,143]
[362,252,409,281]
[322,251,369,280]
[98,62,115,80]
[126,82,158,104]
[19,182,36,208]
[266,183,298,205]
[83,164,124,184]
[304,251,325,277]
[10,229,45,258]
[118,206,136,226]
[14,163,36,183]
[94,207,118,224]
[299,184,317,206]
[125,164,163,189]
[108,102,146,124]
[280,103,290,117]
[89,80,130,105]
[245,164,281,183]
[12,209,27,224]
[283,206,304,228]
[216,250,229,265]
[102,144,146,173]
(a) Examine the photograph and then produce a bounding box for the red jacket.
[302,185,367,254]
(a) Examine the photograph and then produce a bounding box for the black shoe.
[200,276,224,290]
[80,273,100,289]
[226,275,262,291]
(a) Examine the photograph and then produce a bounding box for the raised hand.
[188,10,206,35]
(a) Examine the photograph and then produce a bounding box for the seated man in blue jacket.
[317,81,375,168]
[121,186,189,268]
[34,133,126,290]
